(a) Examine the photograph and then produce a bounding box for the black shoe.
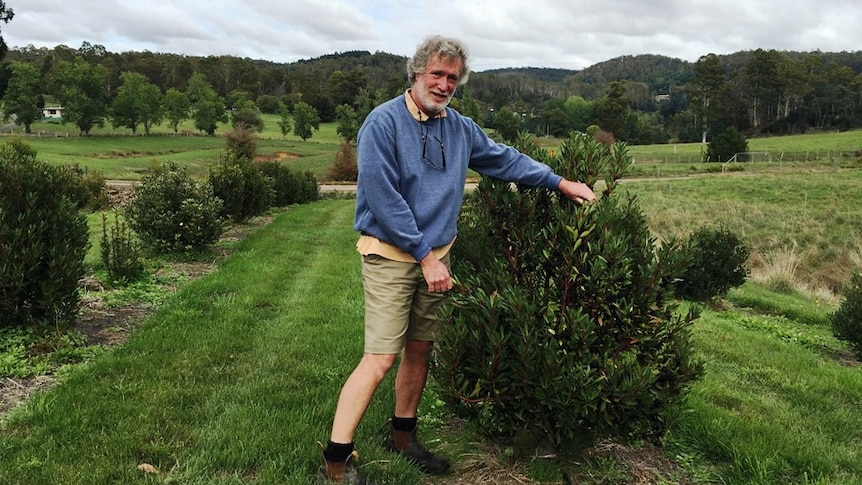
[384,425,451,475]
[316,448,378,484]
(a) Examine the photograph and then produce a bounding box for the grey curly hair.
[406,35,471,86]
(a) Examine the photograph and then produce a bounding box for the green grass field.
[2,125,862,483]
[3,196,861,484]
[7,118,862,181]
[7,114,344,180]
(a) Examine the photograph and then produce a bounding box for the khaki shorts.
[361,253,450,354]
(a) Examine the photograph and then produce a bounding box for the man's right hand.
[419,253,452,293]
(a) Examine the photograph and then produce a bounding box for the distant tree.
[563,95,593,132]
[689,54,726,143]
[335,103,359,142]
[0,1,13,60]
[492,106,523,142]
[744,49,783,131]
[1,61,43,133]
[225,89,252,110]
[537,106,570,137]
[256,94,280,114]
[292,101,320,140]
[48,57,109,135]
[194,97,228,136]
[110,71,164,135]
[231,99,264,132]
[186,72,214,104]
[458,86,482,125]
[325,69,366,108]
[592,81,630,140]
[354,87,373,119]
[276,101,292,138]
[162,88,191,133]
[186,72,227,135]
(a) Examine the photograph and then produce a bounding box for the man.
[318,35,595,484]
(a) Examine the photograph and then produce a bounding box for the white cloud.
[3,0,860,70]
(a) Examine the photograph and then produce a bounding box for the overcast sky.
[3,0,860,72]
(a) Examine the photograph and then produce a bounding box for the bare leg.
[330,353,397,443]
[394,339,433,418]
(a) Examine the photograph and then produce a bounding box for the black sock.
[391,416,418,432]
[323,440,354,463]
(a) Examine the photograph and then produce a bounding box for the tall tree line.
[1,40,861,142]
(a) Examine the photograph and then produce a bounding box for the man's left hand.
[558,178,596,205]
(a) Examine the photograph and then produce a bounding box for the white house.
[42,106,63,120]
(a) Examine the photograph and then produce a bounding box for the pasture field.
[623,168,862,295]
[6,118,861,182]
[5,114,344,180]
[7,122,861,296]
[2,194,861,484]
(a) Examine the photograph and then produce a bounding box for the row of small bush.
[112,154,320,275]
[1,138,320,333]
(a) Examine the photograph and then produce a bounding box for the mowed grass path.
[2,194,862,483]
[0,200,425,484]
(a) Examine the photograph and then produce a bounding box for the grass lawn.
[2,127,862,483]
[5,114,344,181]
[2,192,861,483]
[7,120,861,182]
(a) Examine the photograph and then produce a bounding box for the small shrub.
[208,151,274,222]
[831,272,862,356]
[230,109,264,134]
[125,162,225,253]
[260,161,320,206]
[704,127,748,163]
[100,210,145,285]
[326,140,358,182]
[675,225,750,302]
[57,164,111,212]
[79,169,111,211]
[592,129,616,147]
[224,124,258,160]
[0,140,89,330]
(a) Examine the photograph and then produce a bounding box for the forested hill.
[480,67,576,83]
[3,42,862,141]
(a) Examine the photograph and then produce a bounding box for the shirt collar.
[405,89,447,122]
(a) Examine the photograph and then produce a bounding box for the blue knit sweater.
[354,93,563,262]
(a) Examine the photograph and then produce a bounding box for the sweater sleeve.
[464,120,562,189]
[355,118,433,262]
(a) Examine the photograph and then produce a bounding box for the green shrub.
[230,109,264,134]
[100,210,145,285]
[260,161,321,206]
[78,168,111,211]
[675,225,750,302]
[0,140,89,330]
[831,272,862,356]
[125,161,225,252]
[704,127,748,163]
[60,164,110,212]
[208,151,274,222]
[434,132,703,449]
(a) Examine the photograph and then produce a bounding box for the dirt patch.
[0,301,153,416]
[0,213,273,418]
[254,151,300,163]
